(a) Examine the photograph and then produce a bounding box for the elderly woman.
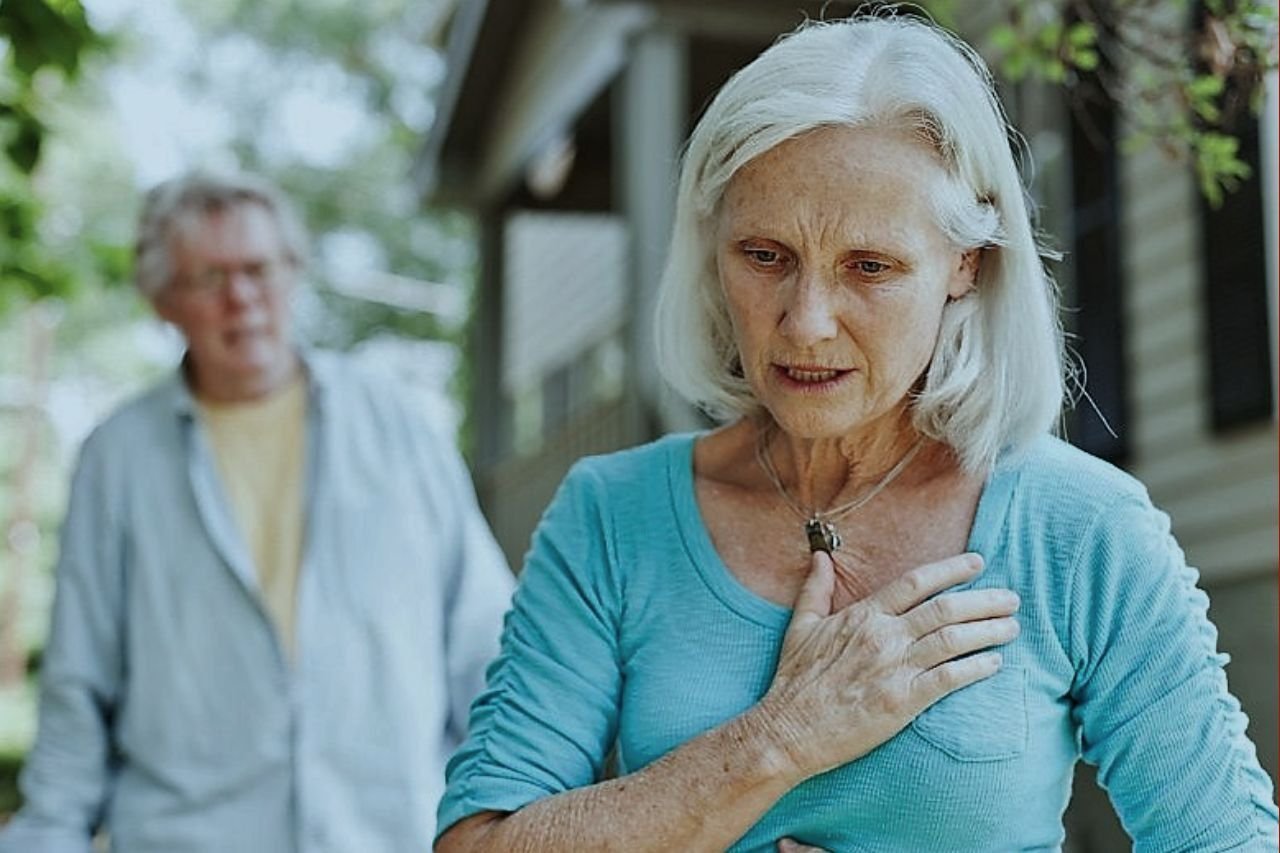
[436,14,1277,852]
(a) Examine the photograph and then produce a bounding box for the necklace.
[754,426,925,554]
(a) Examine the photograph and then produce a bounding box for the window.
[1195,26,1272,430]
[1067,67,1129,463]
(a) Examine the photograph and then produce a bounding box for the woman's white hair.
[653,11,1064,473]
[134,170,308,297]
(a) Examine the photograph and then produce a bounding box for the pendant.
[804,517,842,554]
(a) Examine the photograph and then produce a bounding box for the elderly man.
[0,172,514,852]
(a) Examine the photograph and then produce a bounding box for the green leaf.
[88,241,132,288]
[1186,75,1225,100]
[1195,131,1253,207]
[1043,58,1068,83]
[0,0,98,79]
[1067,22,1097,49]
[5,123,42,173]
[1036,21,1064,51]
[1002,51,1031,83]
[1072,48,1100,71]
[989,23,1019,52]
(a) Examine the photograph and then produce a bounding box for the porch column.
[617,26,703,435]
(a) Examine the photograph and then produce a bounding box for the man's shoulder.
[63,375,186,489]
[306,348,379,395]
[88,374,184,446]
[307,350,464,467]
[309,350,432,416]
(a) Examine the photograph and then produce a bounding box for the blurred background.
[0,0,1275,849]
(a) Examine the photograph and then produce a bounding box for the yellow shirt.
[197,375,307,661]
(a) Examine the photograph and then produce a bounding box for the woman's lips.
[772,363,855,391]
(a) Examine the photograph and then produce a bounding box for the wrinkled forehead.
[717,125,954,243]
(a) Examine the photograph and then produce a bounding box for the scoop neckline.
[666,432,1018,631]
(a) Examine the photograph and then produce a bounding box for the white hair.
[134,170,308,297]
[653,12,1064,473]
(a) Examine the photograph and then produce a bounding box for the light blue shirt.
[0,351,514,853]
[439,432,1278,851]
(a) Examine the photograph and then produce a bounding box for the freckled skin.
[716,124,975,443]
[437,126,1016,853]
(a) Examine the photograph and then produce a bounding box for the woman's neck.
[758,410,925,512]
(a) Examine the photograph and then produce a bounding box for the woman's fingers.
[777,839,829,852]
[909,616,1020,670]
[789,551,836,627]
[902,587,1020,637]
[762,552,1019,777]
[873,552,984,615]
[912,650,1004,704]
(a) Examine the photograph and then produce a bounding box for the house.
[416,1,1278,846]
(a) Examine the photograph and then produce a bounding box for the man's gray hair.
[134,170,309,297]
[653,12,1065,473]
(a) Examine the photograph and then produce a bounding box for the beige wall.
[1123,147,1278,582]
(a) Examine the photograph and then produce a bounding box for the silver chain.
[753,424,925,525]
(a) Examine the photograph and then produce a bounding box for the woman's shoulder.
[566,431,700,495]
[991,434,1160,561]
[992,437,1181,641]
[1000,433,1149,511]
[528,433,702,592]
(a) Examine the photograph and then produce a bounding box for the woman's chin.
[764,406,868,441]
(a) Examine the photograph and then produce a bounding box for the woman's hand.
[754,551,1019,780]
[777,838,827,852]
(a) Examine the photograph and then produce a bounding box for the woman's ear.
[947,248,981,300]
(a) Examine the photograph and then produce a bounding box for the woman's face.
[716,124,976,440]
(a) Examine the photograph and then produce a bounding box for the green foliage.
[0,0,108,311]
[968,0,1277,205]
[0,185,77,309]
[0,0,98,78]
[987,18,1096,83]
[0,750,21,816]
[167,0,471,353]
[1186,74,1226,121]
[1194,131,1252,206]
[178,0,436,139]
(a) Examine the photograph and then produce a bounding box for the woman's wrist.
[734,698,819,789]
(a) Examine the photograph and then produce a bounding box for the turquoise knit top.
[439,433,1277,851]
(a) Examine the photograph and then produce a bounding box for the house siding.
[1121,146,1278,582]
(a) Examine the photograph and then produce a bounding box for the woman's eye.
[851,258,891,276]
[745,248,781,266]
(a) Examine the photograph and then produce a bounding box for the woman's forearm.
[436,706,805,853]
[439,554,1019,852]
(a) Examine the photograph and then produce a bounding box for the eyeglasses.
[174,258,293,298]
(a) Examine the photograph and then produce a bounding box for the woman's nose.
[779,273,839,344]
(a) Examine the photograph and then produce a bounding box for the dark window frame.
[1065,64,1130,464]
[1195,3,1273,432]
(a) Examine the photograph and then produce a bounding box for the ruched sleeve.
[1067,491,1278,851]
[436,460,623,840]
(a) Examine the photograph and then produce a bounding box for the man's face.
[153,202,300,402]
